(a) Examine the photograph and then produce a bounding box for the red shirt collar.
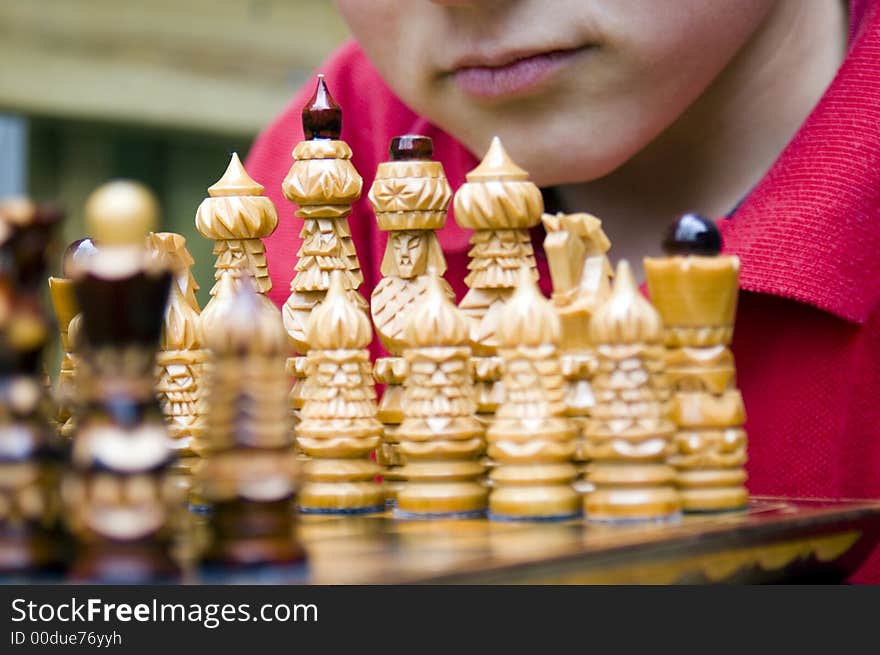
[719,0,880,324]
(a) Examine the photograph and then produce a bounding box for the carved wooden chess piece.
[297,270,384,514]
[63,181,182,581]
[487,267,579,521]
[369,135,454,503]
[585,260,681,522]
[396,274,487,518]
[282,75,368,420]
[199,271,305,568]
[147,232,206,498]
[0,198,68,574]
[453,136,543,423]
[644,214,748,512]
[195,152,279,322]
[48,238,96,440]
[542,213,613,483]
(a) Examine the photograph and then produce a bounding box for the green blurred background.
[0,0,348,309]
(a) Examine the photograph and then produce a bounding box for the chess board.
[180,497,880,584]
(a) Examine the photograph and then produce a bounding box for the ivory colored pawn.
[584,261,681,522]
[488,267,579,521]
[395,274,487,518]
[645,214,748,512]
[296,271,384,514]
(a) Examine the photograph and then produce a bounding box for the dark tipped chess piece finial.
[646,213,748,513]
[302,75,342,140]
[200,272,305,569]
[0,198,68,575]
[64,180,182,582]
[662,213,722,256]
[389,135,434,161]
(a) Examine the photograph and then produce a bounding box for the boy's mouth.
[449,45,594,100]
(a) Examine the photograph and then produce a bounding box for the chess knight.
[644,214,748,512]
[282,76,368,419]
[147,232,206,496]
[297,271,384,514]
[585,261,681,522]
[487,267,579,521]
[396,274,487,518]
[454,136,543,421]
[369,134,454,500]
[542,212,613,480]
[0,199,67,573]
[64,181,182,581]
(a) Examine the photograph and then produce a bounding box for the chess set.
[0,76,872,585]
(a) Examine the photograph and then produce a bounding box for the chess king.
[0,199,67,574]
[63,181,182,582]
[644,214,748,512]
[369,134,454,501]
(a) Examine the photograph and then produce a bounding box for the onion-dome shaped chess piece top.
[62,181,183,581]
[195,152,279,323]
[282,75,368,420]
[369,134,454,503]
[453,136,543,422]
[146,232,207,499]
[198,271,305,568]
[0,198,68,574]
[644,214,748,512]
[487,267,579,521]
[542,213,613,483]
[396,273,488,518]
[585,260,681,522]
[297,270,384,514]
[48,237,96,439]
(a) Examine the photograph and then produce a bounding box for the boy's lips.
[449,45,593,99]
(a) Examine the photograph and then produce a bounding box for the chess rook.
[585,260,681,522]
[282,76,367,419]
[487,267,579,521]
[645,214,748,512]
[454,136,543,420]
[396,274,487,518]
[199,272,305,568]
[63,181,181,582]
[297,270,384,514]
[369,134,454,502]
[0,198,67,574]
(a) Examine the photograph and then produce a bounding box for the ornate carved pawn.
[396,275,487,518]
[282,76,368,419]
[585,261,681,522]
[644,214,748,512]
[297,271,383,514]
[199,272,304,568]
[487,267,579,521]
[0,199,67,574]
[454,137,543,422]
[64,182,182,582]
[542,213,613,482]
[369,135,454,502]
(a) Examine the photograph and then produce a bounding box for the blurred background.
[0,0,348,308]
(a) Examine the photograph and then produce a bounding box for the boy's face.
[336,0,777,186]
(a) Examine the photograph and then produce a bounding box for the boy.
[247,0,880,581]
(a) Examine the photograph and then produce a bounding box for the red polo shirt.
[247,0,880,581]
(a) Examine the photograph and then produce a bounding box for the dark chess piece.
[0,198,68,575]
[63,181,182,582]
